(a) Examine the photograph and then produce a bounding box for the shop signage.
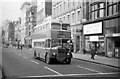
[106,33,120,37]
[83,22,102,35]
[90,36,98,41]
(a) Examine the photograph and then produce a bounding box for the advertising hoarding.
[83,22,102,35]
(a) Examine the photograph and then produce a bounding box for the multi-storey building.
[20,2,31,45]
[52,0,83,53]
[8,22,14,44]
[82,0,120,58]
[25,0,37,46]
[14,18,21,44]
[37,0,52,24]
[52,0,120,58]
[2,20,14,44]
[2,20,10,44]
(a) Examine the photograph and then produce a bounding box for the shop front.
[104,17,120,58]
[83,22,105,56]
[105,33,120,58]
[84,35,105,56]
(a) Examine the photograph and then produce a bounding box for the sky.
[0,0,31,28]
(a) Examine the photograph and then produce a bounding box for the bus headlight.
[52,53,56,55]
[67,53,70,55]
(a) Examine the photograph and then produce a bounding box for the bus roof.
[34,22,70,29]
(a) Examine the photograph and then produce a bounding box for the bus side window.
[45,41,47,48]
[45,39,50,48]
[42,42,45,47]
[48,39,51,48]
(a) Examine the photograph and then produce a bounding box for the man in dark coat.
[90,47,96,60]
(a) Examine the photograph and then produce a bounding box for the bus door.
[45,39,51,54]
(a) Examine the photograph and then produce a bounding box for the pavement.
[72,52,120,68]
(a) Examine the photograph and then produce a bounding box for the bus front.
[50,24,73,64]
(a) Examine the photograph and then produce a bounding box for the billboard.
[83,22,102,35]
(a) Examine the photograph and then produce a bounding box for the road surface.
[2,47,120,79]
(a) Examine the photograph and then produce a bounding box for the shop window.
[108,6,113,16]
[57,6,59,16]
[54,8,55,17]
[107,2,119,16]
[91,5,94,11]
[91,12,94,20]
[60,4,61,14]
[95,11,97,19]
[113,4,117,14]
[95,4,97,9]
[99,3,104,8]
[99,9,104,17]
[77,11,80,22]
[72,13,75,23]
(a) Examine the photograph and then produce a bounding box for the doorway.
[76,36,80,53]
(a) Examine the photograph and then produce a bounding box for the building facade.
[2,20,15,44]
[82,0,120,58]
[8,22,14,44]
[14,18,21,44]
[20,2,31,45]
[25,0,37,46]
[2,20,10,44]
[52,0,83,53]
[37,0,52,24]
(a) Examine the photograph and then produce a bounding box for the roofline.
[20,2,31,9]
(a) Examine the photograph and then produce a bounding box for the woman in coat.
[90,46,96,60]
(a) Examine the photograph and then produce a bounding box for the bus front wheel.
[45,53,51,64]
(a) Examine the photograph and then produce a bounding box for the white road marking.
[23,56,27,59]
[77,66,102,73]
[18,54,22,56]
[16,72,118,78]
[44,66,62,75]
[30,60,39,64]
[14,52,17,54]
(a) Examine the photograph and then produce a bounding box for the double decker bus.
[32,20,72,64]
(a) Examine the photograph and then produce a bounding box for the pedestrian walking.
[20,44,22,50]
[90,46,96,60]
[17,44,19,49]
